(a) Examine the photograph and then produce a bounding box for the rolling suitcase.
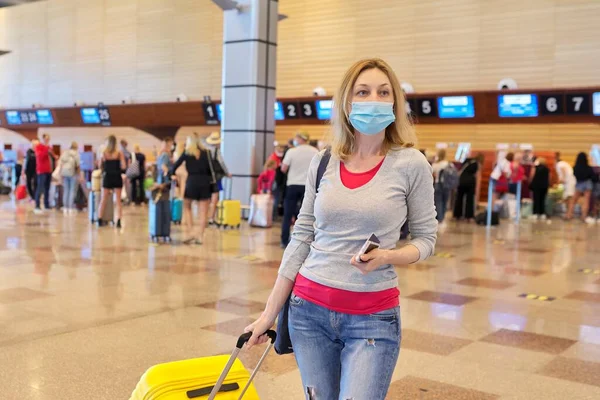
[216,178,242,229]
[89,191,114,223]
[248,194,273,228]
[170,182,183,224]
[149,194,171,242]
[129,330,276,400]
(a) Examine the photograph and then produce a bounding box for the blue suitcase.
[149,198,171,242]
[171,198,183,224]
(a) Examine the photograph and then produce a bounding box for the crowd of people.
[429,147,600,225]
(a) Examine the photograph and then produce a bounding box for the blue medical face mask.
[349,101,395,135]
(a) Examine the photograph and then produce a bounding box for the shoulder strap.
[315,148,331,193]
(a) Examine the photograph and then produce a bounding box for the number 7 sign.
[566,93,591,115]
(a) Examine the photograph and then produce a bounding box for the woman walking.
[171,134,217,244]
[244,58,437,399]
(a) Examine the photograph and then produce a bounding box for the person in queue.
[554,152,576,219]
[171,134,217,245]
[453,152,483,222]
[24,139,38,200]
[58,141,81,215]
[204,132,231,226]
[570,152,596,224]
[131,144,146,205]
[432,148,450,223]
[279,131,319,248]
[528,157,550,220]
[97,135,126,228]
[156,137,174,185]
[270,142,287,220]
[244,58,437,399]
[33,134,56,214]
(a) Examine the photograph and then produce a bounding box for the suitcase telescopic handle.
[207,330,277,400]
[236,329,277,349]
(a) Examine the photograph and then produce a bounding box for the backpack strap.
[315,148,331,193]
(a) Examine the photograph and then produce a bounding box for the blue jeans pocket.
[369,308,398,322]
[289,293,304,307]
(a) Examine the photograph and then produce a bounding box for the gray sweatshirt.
[278,147,437,292]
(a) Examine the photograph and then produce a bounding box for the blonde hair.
[264,159,277,171]
[70,141,78,150]
[437,149,446,161]
[330,58,416,161]
[134,144,141,153]
[537,157,547,166]
[105,135,117,154]
[185,134,204,157]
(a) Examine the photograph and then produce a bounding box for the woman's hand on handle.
[244,314,276,349]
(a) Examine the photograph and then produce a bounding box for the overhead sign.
[539,93,564,116]
[437,96,475,119]
[316,100,333,120]
[498,94,539,117]
[5,110,54,125]
[202,102,219,125]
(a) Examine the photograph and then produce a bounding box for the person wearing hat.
[204,132,231,225]
[280,131,318,247]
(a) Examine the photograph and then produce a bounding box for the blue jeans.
[62,176,78,209]
[281,185,305,246]
[35,173,51,209]
[288,293,401,400]
[434,184,449,222]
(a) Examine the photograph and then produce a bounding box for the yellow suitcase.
[216,200,242,229]
[130,331,276,400]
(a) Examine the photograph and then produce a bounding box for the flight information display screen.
[274,101,285,120]
[36,109,54,124]
[437,96,475,118]
[316,100,333,120]
[81,108,101,124]
[498,94,539,117]
[5,111,22,125]
[593,92,600,116]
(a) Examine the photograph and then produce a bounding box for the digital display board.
[217,104,223,121]
[36,109,54,124]
[274,101,285,121]
[455,143,471,163]
[498,94,539,117]
[97,105,111,126]
[81,108,101,124]
[316,100,333,120]
[5,111,22,125]
[593,92,600,116]
[437,96,475,118]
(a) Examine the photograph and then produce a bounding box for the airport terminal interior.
[1,0,600,399]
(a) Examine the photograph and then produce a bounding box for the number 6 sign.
[539,94,564,116]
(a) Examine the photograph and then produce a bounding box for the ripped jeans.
[288,293,401,400]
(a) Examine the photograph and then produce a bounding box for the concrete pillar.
[219,0,278,203]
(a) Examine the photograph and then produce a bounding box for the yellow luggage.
[130,331,276,400]
[216,200,242,229]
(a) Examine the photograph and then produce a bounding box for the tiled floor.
[1,201,600,399]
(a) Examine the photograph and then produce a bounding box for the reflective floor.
[1,200,600,399]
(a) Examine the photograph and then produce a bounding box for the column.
[219,0,278,203]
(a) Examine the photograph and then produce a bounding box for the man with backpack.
[432,149,458,223]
